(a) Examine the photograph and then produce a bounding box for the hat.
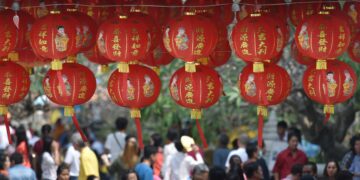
[181,136,195,152]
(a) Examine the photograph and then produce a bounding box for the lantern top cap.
[119,15,128,19]
[50,10,61,14]
[66,8,78,12]
[184,11,196,16]
[130,8,141,13]
[322,6,335,10]
[250,13,261,17]
[318,11,330,15]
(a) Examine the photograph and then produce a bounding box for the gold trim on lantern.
[119,15,128,19]
[130,108,141,118]
[316,59,327,70]
[100,65,109,73]
[250,13,261,17]
[117,62,129,73]
[184,11,196,16]
[129,61,138,65]
[66,8,77,12]
[318,11,330,15]
[64,106,74,117]
[185,62,196,73]
[51,59,63,70]
[253,62,264,73]
[152,66,160,75]
[191,109,202,119]
[0,106,8,115]
[257,106,268,117]
[323,104,334,114]
[198,57,209,65]
[50,10,60,14]
[66,56,77,63]
[8,52,19,61]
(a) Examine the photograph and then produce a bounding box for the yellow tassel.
[100,65,109,73]
[66,56,77,63]
[323,105,334,114]
[316,59,327,70]
[117,62,129,73]
[152,66,160,75]
[0,106,8,115]
[191,109,202,119]
[130,108,141,118]
[51,59,63,70]
[253,62,264,73]
[64,106,74,117]
[8,52,19,61]
[198,57,209,65]
[185,62,196,73]
[257,106,268,117]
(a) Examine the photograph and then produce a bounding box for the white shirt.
[64,145,80,176]
[164,152,204,180]
[161,142,178,176]
[41,152,58,180]
[225,147,249,169]
[0,124,14,150]
[105,131,126,163]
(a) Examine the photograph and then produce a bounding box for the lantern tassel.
[253,62,264,73]
[316,59,327,70]
[196,118,208,149]
[100,65,109,73]
[134,117,144,149]
[130,108,141,119]
[71,114,88,142]
[191,109,202,119]
[323,105,334,124]
[258,114,264,148]
[185,62,196,73]
[64,106,74,117]
[323,113,331,124]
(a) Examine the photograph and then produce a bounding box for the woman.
[150,133,163,179]
[227,155,245,180]
[57,163,70,180]
[41,136,60,180]
[109,135,139,179]
[323,160,340,180]
[121,169,138,180]
[15,126,31,168]
[0,151,10,176]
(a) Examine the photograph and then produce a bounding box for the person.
[109,135,139,179]
[57,163,70,180]
[15,125,31,168]
[121,169,138,180]
[72,133,99,180]
[52,118,65,141]
[323,160,339,180]
[134,145,157,180]
[335,170,353,180]
[0,150,10,177]
[41,136,60,180]
[191,164,209,180]
[33,124,52,179]
[283,164,303,180]
[105,117,128,164]
[8,152,36,180]
[243,161,264,180]
[273,132,308,180]
[164,136,204,180]
[162,128,178,176]
[277,121,288,142]
[302,162,317,179]
[246,142,270,180]
[213,133,230,170]
[209,166,226,180]
[227,155,245,180]
[64,133,81,180]
[341,134,360,175]
[225,133,249,170]
[150,133,163,179]
[0,116,14,150]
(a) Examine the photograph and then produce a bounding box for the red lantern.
[232,14,285,73]
[84,46,113,73]
[0,14,17,58]
[303,61,357,122]
[0,61,30,144]
[12,49,51,69]
[344,2,360,29]
[238,0,287,23]
[289,0,322,27]
[97,16,149,73]
[239,63,291,147]
[169,65,223,148]
[43,63,96,141]
[348,34,360,63]
[30,11,79,70]
[163,14,218,72]
[140,43,174,73]
[108,64,161,148]
[295,13,351,70]
[291,42,314,66]
[78,0,115,25]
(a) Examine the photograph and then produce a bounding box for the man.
[8,152,36,180]
[303,162,318,179]
[283,164,303,180]
[213,133,230,170]
[225,133,249,170]
[104,117,128,163]
[273,132,308,180]
[72,133,99,180]
[64,132,81,180]
[277,121,288,142]
[135,145,157,180]
[246,142,270,180]
[192,164,209,180]
[243,162,264,180]
[341,134,360,180]
[164,136,204,180]
[33,124,52,179]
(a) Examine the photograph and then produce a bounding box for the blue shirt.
[135,163,153,180]
[350,155,360,180]
[9,164,36,180]
[212,147,230,170]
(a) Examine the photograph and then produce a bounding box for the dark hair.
[301,174,315,180]
[143,145,157,160]
[323,160,340,177]
[335,170,353,180]
[243,162,260,178]
[125,135,136,142]
[287,132,301,144]
[0,150,7,170]
[10,152,23,165]
[229,155,242,171]
[115,117,128,131]
[57,163,69,177]
[219,133,229,147]
[42,136,53,154]
[288,127,302,143]
[174,140,184,152]
[209,166,226,180]
[232,138,239,150]
[192,164,209,178]
[350,134,360,153]
[41,124,52,136]
[277,121,288,129]
[304,161,317,175]
[15,125,28,147]
[121,169,138,180]
[291,164,303,176]
[246,143,258,159]
[226,166,245,180]
[151,133,163,148]
[167,128,178,142]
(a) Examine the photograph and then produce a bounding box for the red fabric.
[153,149,163,177]
[33,139,44,156]
[272,148,308,179]
[16,142,31,168]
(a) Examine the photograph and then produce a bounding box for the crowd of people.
[0,116,359,180]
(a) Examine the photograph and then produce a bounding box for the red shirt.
[272,147,308,179]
